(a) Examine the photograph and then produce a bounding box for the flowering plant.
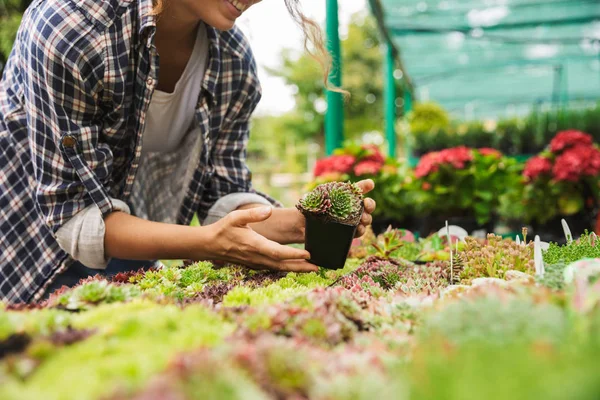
[504,130,600,224]
[409,146,520,225]
[311,143,391,182]
[309,144,413,221]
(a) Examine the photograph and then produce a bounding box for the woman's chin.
[203,15,236,31]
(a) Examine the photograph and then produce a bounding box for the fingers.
[244,260,319,273]
[258,237,311,261]
[355,225,366,238]
[227,206,272,226]
[363,198,376,214]
[360,211,373,227]
[276,260,319,272]
[245,237,317,272]
[356,179,375,195]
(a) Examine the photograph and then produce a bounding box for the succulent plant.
[296,187,331,214]
[297,181,363,224]
[455,234,534,284]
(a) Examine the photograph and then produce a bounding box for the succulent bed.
[2,230,600,400]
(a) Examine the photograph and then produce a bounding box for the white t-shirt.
[142,22,208,153]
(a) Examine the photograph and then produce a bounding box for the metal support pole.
[552,64,563,111]
[325,0,344,155]
[384,43,396,158]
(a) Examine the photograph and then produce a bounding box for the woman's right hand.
[199,206,318,272]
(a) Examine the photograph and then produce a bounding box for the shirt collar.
[202,26,221,106]
[138,0,157,47]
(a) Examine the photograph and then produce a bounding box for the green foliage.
[0,0,30,71]
[268,14,403,143]
[405,340,600,400]
[56,281,142,311]
[370,229,405,259]
[543,232,600,265]
[537,263,568,290]
[408,101,451,137]
[136,262,232,300]
[0,309,73,341]
[420,295,566,346]
[411,149,521,225]
[0,301,233,400]
[407,102,600,156]
[456,234,534,283]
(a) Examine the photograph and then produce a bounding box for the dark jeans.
[42,258,155,300]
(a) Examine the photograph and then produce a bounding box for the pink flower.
[523,156,553,180]
[552,146,600,182]
[353,160,383,176]
[478,148,502,158]
[415,151,441,178]
[549,130,593,153]
[313,155,355,177]
[360,144,386,165]
[414,146,473,178]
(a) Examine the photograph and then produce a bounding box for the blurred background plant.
[498,130,600,238]
[0,0,30,73]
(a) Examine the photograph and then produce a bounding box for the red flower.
[415,146,473,178]
[478,148,502,158]
[313,155,355,177]
[353,160,383,176]
[360,144,386,165]
[415,151,441,178]
[553,146,600,182]
[523,156,553,180]
[549,130,593,153]
[421,182,432,191]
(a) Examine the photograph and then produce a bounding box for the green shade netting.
[376,0,600,119]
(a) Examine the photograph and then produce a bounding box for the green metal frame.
[324,0,344,156]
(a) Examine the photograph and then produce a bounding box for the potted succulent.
[307,143,412,234]
[296,181,364,269]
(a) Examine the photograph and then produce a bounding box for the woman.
[0,0,376,304]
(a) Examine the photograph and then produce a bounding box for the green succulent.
[327,182,363,222]
[296,187,331,215]
[297,181,363,224]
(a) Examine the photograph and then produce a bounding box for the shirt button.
[62,135,76,148]
[146,77,154,86]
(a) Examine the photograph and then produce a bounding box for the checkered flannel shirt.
[0,0,278,304]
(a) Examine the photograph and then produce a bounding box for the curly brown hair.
[151,0,345,95]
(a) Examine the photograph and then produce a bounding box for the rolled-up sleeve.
[22,9,116,234]
[55,199,131,269]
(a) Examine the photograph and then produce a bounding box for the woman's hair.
[152,0,347,96]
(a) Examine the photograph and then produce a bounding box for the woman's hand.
[354,179,376,238]
[200,206,318,272]
[245,179,377,244]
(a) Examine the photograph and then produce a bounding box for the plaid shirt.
[0,0,276,304]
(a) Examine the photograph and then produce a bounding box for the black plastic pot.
[305,214,361,270]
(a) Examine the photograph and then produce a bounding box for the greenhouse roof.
[370,0,600,119]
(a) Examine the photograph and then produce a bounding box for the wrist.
[187,225,218,261]
[276,208,305,244]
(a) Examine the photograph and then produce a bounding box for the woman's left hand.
[353,179,376,238]
[245,179,376,244]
